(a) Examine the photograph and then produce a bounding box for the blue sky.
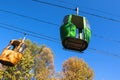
[0,0,120,80]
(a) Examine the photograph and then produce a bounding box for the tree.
[0,39,55,80]
[62,57,94,80]
[0,39,94,80]
[0,40,36,80]
[34,46,55,80]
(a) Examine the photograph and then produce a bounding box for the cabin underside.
[62,37,88,52]
[0,50,22,66]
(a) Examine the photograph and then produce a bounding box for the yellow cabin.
[0,40,26,66]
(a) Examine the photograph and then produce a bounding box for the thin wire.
[93,34,120,43]
[55,0,120,18]
[53,0,75,5]
[0,9,59,27]
[33,0,120,23]
[0,25,24,34]
[79,10,120,23]
[0,1,119,47]
[0,22,60,41]
[89,48,120,59]
[83,8,120,18]
[1,22,120,45]
[32,0,75,11]
[0,8,120,44]
[0,1,119,59]
[1,9,119,44]
[0,24,120,59]
[76,0,79,6]
[0,25,60,43]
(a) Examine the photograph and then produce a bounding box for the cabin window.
[6,40,20,51]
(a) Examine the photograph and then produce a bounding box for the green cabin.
[60,14,91,52]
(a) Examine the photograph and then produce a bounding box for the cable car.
[60,14,91,52]
[0,39,26,66]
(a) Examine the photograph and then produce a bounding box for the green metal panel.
[83,17,91,43]
[60,22,76,41]
[60,15,91,51]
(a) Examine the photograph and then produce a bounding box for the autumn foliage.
[62,57,94,80]
[0,39,94,80]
